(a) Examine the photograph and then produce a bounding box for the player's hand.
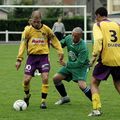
[59,60,66,66]
[15,60,21,70]
[58,53,64,62]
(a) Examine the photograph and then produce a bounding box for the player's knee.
[91,77,100,86]
[24,78,30,85]
[78,81,87,90]
[42,77,48,84]
[24,75,31,85]
[53,74,62,85]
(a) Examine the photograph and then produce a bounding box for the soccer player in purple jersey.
[88,7,120,116]
[15,10,64,109]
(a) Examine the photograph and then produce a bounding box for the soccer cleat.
[40,102,47,109]
[23,94,31,107]
[88,110,102,117]
[55,96,70,105]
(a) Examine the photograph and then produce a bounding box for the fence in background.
[0,30,92,43]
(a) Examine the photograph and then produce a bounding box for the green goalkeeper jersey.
[60,34,89,68]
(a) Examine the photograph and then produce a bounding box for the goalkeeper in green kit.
[53,27,92,105]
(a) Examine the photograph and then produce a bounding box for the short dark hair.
[95,7,108,17]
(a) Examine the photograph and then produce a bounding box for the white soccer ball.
[13,100,27,111]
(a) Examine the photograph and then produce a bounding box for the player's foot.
[24,94,31,107]
[55,96,70,105]
[88,109,102,117]
[40,102,47,109]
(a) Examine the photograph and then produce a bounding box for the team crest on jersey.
[68,51,77,61]
[42,32,46,36]
[32,38,45,44]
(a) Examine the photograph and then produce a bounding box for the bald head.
[31,10,41,19]
[72,27,83,43]
[72,27,83,34]
[30,10,42,29]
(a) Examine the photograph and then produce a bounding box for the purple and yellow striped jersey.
[17,24,63,61]
[92,19,120,66]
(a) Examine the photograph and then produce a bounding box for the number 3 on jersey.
[109,30,117,42]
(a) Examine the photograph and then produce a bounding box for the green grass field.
[0,43,120,120]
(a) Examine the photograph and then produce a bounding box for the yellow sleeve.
[17,26,29,61]
[47,26,63,54]
[16,42,26,61]
[92,23,103,57]
[51,36,63,54]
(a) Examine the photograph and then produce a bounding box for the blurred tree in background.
[45,8,63,18]
[13,0,35,18]
[0,0,3,5]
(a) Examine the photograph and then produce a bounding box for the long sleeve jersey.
[60,35,89,68]
[93,19,120,66]
[17,24,63,61]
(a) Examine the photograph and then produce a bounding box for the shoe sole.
[88,112,102,117]
[55,99,70,105]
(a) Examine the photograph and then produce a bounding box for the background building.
[1,0,107,17]
[0,8,8,20]
[2,0,120,22]
[107,0,120,14]
[107,0,120,23]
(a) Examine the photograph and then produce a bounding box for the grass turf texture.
[0,43,120,120]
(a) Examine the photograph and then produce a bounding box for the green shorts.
[58,66,88,82]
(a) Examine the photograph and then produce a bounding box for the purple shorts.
[93,62,120,81]
[24,54,50,76]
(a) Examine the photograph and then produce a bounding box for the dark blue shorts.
[93,62,120,81]
[24,54,50,76]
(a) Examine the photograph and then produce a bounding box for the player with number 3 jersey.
[92,18,120,66]
[88,7,120,117]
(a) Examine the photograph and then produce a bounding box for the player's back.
[99,20,120,66]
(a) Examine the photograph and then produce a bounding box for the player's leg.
[53,73,66,96]
[23,74,32,106]
[112,67,120,94]
[53,67,70,105]
[113,80,120,94]
[88,76,103,117]
[88,63,110,116]
[73,66,92,101]
[78,80,92,101]
[40,72,49,109]
[39,54,50,109]
[90,77,101,109]
[53,73,70,105]
[23,55,36,106]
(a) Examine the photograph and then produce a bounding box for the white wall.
[107,0,120,14]
[0,11,7,20]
